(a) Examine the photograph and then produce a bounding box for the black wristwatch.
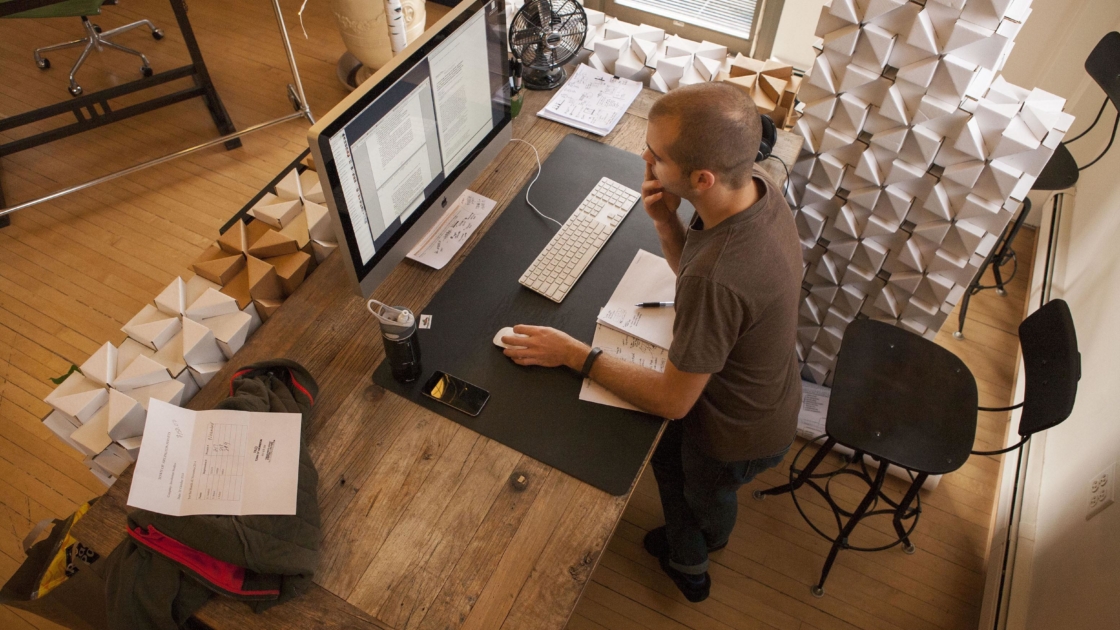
[580,347,603,378]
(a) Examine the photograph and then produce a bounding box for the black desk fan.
[509,0,587,90]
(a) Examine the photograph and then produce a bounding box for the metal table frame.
[0,0,314,225]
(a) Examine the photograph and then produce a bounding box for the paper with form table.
[126,400,302,516]
[537,64,643,136]
[596,249,676,350]
[407,190,497,269]
[580,324,668,411]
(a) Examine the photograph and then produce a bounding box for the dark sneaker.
[657,555,711,603]
[642,526,728,560]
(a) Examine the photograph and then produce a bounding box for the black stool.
[956,31,1120,339]
[755,319,977,597]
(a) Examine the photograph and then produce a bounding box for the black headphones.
[758,114,777,162]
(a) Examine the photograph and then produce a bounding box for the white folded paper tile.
[311,239,338,263]
[93,443,134,477]
[118,435,143,460]
[71,404,113,457]
[304,201,335,243]
[43,411,86,454]
[299,170,324,203]
[189,362,226,388]
[155,277,188,317]
[152,330,187,377]
[176,369,201,403]
[123,305,182,350]
[108,387,147,441]
[243,302,262,336]
[45,373,108,424]
[87,466,117,488]
[182,317,227,367]
[202,311,252,359]
[253,199,303,230]
[122,379,186,411]
[81,342,117,387]
[185,288,240,321]
[823,24,860,56]
[275,169,301,200]
[115,354,172,390]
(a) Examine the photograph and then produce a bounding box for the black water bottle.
[367,299,422,383]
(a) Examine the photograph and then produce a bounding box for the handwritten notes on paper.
[580,325,668,412]
[537,64,643,136]
[596,249,676,350]
[126,400,302,516]
[407,190,497,270]
[796,381,831,439]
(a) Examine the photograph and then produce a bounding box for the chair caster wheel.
[752,490,764,500]
[153,28,164,40]
[996,288,1007,297]
[811,586,824,598]
[142,66,153,77]
[69,85,83,97]
[953,331,964,340]
[37,58,50,70]
[93,24,102,33]
[903,544,916,555]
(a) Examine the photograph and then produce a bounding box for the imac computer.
[307,0,511,297]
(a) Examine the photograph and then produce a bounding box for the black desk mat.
[373,134,666,495]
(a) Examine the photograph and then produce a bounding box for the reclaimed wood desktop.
[70,88,798,630]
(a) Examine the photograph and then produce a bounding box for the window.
[587,0,784,58]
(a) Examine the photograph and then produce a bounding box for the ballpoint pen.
[635,301,674,308]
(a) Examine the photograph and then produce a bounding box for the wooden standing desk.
[69,87,799,630]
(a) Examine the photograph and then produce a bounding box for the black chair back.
[1086,31,1120,109]
[1018,299,1080,437]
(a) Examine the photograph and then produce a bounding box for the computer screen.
[309,0,510,296]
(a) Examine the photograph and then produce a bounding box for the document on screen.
[428,9,493,173]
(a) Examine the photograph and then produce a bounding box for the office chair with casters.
[753,319,978,597]
[971,299,1080,457]
[954,31,1119,339]
[3,0,164,97]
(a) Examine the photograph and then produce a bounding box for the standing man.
[501,83,802,602]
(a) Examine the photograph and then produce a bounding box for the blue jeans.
[650,420,789,574]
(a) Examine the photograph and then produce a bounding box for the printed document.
[580,325,668,412]
[796,381,830,439]
[127,400,302,516]
[538,64,642,136]
[407,190,497,269]
[596,249,676,349]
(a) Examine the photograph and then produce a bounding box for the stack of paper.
[580,250,677,411]
[538,64,643,136]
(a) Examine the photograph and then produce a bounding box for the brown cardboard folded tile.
[301,155,316,171]
[280,211,311,249]
[192,245,246,286]
[301,241,319,276]
[254,298,283,322]
[248,228,299,258]
[220,268,253,310]
[247,255,284,302]
[218,220,274,255]
[266,251,312,297]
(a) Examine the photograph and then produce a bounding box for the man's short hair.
[648,83,762,189]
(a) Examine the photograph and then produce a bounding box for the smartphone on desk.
[421,371,490,417]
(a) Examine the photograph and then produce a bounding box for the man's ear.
[691,169,717,193]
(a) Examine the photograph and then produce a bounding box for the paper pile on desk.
[580,250,676,411]
[127,400,302,516]
[538,64,643,136]
[407,190,497,269]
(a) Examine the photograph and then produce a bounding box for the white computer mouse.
[493,326,528,350]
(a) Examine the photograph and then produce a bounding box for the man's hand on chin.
[502,325,589,370]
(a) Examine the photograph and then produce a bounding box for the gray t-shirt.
[668,167,802,462]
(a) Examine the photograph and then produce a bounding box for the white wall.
[996,2,1120,628]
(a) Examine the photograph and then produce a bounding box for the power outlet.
[1087,462,1116,521]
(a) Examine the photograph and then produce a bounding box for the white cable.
[509,138,562,229]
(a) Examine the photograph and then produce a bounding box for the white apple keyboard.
[519,177,642,303]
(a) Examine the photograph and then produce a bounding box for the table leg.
[169,0,241,150]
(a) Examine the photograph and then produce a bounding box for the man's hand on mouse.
[642,163,681,226]
[503,325,589,369]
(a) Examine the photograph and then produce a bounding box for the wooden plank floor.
[1,2,1033,628]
